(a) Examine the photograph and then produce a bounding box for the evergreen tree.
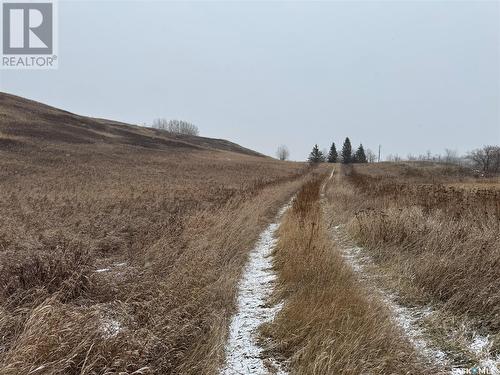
[341,137,352,164]
[354,144,367,163]
[308,144,325,164]
[327,142,338,163]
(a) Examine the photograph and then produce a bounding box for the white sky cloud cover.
[1,0,498,160]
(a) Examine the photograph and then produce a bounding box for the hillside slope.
[0,92,307,375]
[0,92,264,157]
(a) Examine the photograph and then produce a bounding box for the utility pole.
[378,145,381,163]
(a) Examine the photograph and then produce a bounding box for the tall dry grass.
[326,164,500,335]
[263,175,431,374]
[0,143,309,374]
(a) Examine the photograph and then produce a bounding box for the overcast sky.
[1,0,499,160]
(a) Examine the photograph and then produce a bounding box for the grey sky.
[1,0,499,160]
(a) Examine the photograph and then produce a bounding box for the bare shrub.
[276,145,289,161]
[386,154,402,162]
[444,148,459,164]
[366,148,376,163]
[152,118,168,130]
[152,118,199,136]
[468,145,500,174]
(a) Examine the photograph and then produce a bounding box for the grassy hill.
[0,92,263,157]
[0,92,309,375]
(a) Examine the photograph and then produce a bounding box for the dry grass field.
[262,175,433,374]
[0,93,309,374]
[1,92,498,374]
[262,163,499,374]
[325,163,500,365]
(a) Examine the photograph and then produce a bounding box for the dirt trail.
[322,169,500,375]
[221,205,289,375]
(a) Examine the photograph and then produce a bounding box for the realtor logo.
[1,1,58,69]
[3,2,53,54]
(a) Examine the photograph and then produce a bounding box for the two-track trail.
[221,205,289,375]
[220,168,499,375]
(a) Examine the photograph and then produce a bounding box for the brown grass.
[326,163,500,340]
[0,94,311,374]
[262,173,431,374]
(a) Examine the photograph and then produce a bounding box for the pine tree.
[354,144,367,163]
[308,144,325,164]
[341,137,352,164]
[327,142,338,163]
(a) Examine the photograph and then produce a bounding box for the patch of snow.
[466,334,499,375]
[471,335,490,353]
[221,205,290,375]
[95,268,111,273]
[385,296,448,365]
[331,226,500,375]
[330,229,450,369]
[101,318,122,339]
[342,244,448,367]
[95,261,128,273]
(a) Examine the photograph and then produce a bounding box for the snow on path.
[323,169,499,374]
[221,205,289,375]
[332,224,499,374]
[330,226,450,369]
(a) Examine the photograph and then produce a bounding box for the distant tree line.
[278,138,500,176]
[386,145,500,175]
[308,137,371,164]
[152,118,199,136]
